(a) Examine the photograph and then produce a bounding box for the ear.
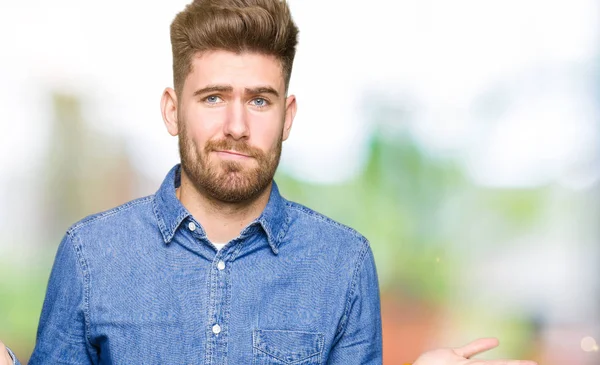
[161,87,179,136]
[282,94,297,141]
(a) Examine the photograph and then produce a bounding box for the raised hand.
[413,338,537,365]
[0,341,13,365]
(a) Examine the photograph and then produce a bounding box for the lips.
[215,150,252,158]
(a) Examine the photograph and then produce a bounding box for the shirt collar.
[253,180,290,255]
[153,164,290,255]
[153,164,193,244]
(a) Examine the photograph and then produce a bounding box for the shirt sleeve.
[28,232,97,364]
[327,243,383,364]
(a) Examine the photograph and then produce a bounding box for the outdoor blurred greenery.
[0,253,53,358]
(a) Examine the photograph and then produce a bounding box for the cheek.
[249,115,283,150]
[183,108,223,141]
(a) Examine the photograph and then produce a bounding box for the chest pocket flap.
[253,329,324,364]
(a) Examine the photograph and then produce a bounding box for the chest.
[87,248,345,364]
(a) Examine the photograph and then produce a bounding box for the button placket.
[204,241,241,363]
[210,255,227,341]
[212,258,226,337]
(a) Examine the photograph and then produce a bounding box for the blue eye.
[205,95,222,104]
[252,98,268,107]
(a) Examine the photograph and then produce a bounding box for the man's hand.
[0,341,13,365]
[413,338,537,365]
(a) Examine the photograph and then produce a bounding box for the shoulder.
[66,195,155,238]
[284,199,370,253]
[282,200,378,307]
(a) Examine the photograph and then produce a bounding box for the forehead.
[186,50,285,91]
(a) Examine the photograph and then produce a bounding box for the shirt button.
[217,261,225,271]
[188,222,196,231]
[212,324,221,334]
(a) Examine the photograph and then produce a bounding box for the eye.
[205,95,223,104]
[251,98,269,108]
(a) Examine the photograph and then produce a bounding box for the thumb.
[454,338,500,358]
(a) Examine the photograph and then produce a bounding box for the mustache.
[205,139,263,158]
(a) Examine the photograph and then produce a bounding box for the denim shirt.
[28,165,382,364]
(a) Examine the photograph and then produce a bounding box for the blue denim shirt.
[27,165,382,364]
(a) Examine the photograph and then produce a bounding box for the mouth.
[214,150,252,159]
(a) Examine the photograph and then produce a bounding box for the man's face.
[170,50,295,203]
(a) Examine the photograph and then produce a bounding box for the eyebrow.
[245,86,280,98]
[193,85,233,97]
[193,85,280,98]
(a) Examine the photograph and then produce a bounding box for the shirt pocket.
[252,329,324,365]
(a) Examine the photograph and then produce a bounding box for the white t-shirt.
[212,242,227,251]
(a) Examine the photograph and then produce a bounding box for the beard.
[178,121,282,203]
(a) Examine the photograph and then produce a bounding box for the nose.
[223,99,249,140]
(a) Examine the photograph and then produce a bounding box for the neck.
[176,169,272,243]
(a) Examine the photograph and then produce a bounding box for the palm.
[413,338,538,365]
[0,341,13,365]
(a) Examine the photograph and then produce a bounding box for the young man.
[2,1,537,364]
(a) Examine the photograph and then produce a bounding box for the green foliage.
[0,252,53,359]
[276,130,547,305]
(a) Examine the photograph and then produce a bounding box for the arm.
[28,232,97,364]
[327,244,383,364]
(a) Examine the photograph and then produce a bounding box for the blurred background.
[0,0,599,363]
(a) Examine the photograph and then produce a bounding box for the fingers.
[454,339,537,365]
[0,341,11,364]
[471,361,537,365]
[454,337,499,358]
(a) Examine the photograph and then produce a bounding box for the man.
[2,1,537,364]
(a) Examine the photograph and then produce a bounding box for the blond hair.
[170,0,299,97]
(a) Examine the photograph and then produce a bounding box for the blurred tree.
[43,92,136,241]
